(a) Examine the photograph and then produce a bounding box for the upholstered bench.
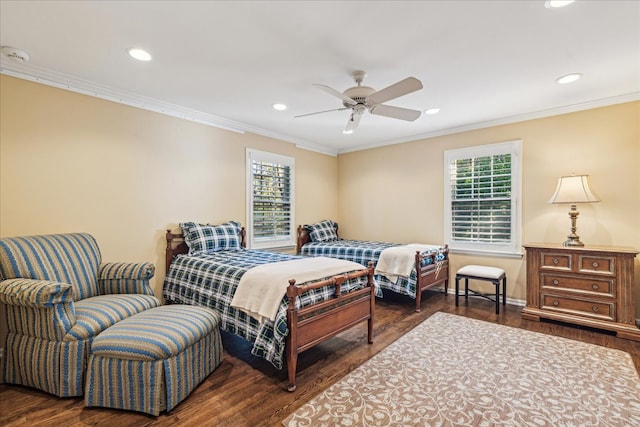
[455,265,507,314]
[84,305,223,416]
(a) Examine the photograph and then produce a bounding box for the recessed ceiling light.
[545,0,575,8]
[343,129,353,135]
[272,103,287,111]
[556,73,582,84]
[128,48,152,61]
[425,108,440,115]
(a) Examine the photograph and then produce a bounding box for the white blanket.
[230,256,365,324]
[374,244,442,283]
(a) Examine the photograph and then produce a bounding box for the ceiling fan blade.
[370,104,422,121]
[344,111,363,133]
[366,77,423,105]
[313,84,357,106]
[294,107,349,118]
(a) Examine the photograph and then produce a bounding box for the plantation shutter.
[449,154,512,243]
[252,161,291,239]
[444,140,522,255]
[247,149,295,248]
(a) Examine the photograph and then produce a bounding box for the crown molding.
[338,92,640,154]
[0,63,337,155]
[2,61,635,158]
[0,64,249,133]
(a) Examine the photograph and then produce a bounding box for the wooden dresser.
[522,243,640,341]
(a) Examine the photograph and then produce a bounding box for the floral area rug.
[282,311,640,426]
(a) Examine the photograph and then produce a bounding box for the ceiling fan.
[295,70,423,133]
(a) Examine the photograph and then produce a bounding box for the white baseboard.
[438,286,526,307]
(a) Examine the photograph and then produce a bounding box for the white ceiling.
[1,1,638,155]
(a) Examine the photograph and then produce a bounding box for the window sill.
[250,244,296,253]
[449,248,523,259]
[269,246,297,254]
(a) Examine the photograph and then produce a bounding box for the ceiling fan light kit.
[295,70,424,133]
[342,86,376,106]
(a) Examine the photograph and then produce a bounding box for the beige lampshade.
[548,175,600,204]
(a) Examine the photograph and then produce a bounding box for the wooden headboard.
[165,227,246,273]
[295,223,340,254]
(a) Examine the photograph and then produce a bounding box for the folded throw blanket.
[231,256,365,324]
[375,244,442,283]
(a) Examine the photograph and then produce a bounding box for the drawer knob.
[552,258,559,265]
[592,306,599,313]
[592,262,599,268]
[552,300,559,306]
[552,279,559,286]
[592,283,599,290]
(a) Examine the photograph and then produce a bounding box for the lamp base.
[562,237,584,247]
[562,205,585,247]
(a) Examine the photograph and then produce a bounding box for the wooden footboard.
[165,229,375,392]
[285,263,375,391]
[414,246,449,312]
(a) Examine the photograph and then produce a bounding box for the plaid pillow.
[304,220,338,243]
[180,221,242,255]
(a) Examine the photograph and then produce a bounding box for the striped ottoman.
[84,305,223,416]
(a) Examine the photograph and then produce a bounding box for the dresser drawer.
[578,255,615,275]
[541,274,614,297]
[540,252,572,271]
[541,294,615,322]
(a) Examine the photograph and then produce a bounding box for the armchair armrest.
[0,278,73,307]
[98,262,156,296]
[0,278,76,340]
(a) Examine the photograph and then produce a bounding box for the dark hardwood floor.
[1,291,639,427]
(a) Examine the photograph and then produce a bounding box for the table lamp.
[548,175,600,247]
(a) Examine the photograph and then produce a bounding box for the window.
[246,149,295,249]
[444,140,522,256]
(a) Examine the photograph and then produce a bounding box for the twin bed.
[163,219,448,391]
[163,221,374,391]
[297,220,449,312]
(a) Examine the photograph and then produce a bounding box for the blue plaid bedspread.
[300,240,446,298]
[163,249,369,369]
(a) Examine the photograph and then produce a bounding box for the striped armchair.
[0,233,161,397]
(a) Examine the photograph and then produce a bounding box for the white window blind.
[246,149,295,249]
[444,140,522,256]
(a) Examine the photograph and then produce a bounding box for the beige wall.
[0,75,339,296]
[1,74,639,346]
[338,101,640,304]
